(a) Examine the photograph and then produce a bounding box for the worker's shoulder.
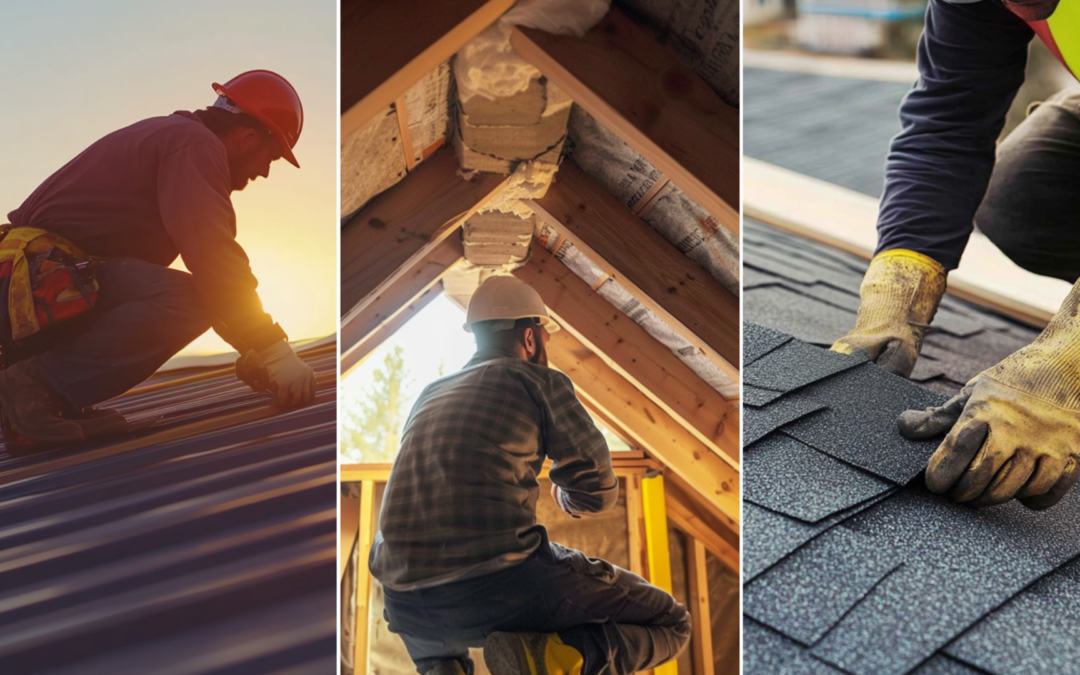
[475,358,573,391]
[112,112,223,155]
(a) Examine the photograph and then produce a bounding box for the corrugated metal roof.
[0,341,337,674]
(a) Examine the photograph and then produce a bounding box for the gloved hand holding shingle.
[832,249,947,378]
[898,280,1080,510]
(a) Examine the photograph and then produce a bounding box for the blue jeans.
[381,533,692,675]
[38,258,211,408]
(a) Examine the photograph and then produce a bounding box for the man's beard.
[528,334,548,367]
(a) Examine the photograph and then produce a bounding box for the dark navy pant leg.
[38,257,211,408]
[976,89,1080,284]
[382,537,690,675]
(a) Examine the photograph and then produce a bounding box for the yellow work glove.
[831,249,947,377]
[898,280,1080,510]
[236,341,316,408]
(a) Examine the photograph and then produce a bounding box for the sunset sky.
[0,0,337,356]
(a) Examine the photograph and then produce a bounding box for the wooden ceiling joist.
[341,234,463,374]
[341,0,514,139]
[511,8,740,236]
[341,147,509,315]
[515,245,739,467]
[529,159,739,380]
[343,281,446,376]
[545,329,740,525]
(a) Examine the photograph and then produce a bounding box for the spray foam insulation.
[616,0,740,108]
[453,79,572,175]
[462,211,534,267]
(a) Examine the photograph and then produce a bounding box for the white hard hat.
[464,275,560,333]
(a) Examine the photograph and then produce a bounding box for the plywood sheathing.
[452,78,573,174]
[616,0,741,108]
[341,106,407,217]
[567,106,740,296]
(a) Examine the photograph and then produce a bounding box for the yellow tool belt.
[0,225,100,342]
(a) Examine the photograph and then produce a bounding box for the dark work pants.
[976,89,1080,283]
[38,258,211,408]
[381,535,691,675]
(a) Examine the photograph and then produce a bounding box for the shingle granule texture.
[745,338,868,393]
[743,433,893,523]
[744,525,903,645]
[744,384,785,407]
[946,561,1080,675]
[745,321,794,365]
[744,619,847,675]
[780,364,950,484]
[743,395,827,446]
[811,486,1080,675]
[743,491,899,583]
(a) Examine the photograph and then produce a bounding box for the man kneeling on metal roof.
[0,71,316,449]
[369,275,691,675]
[831,0,1080,510]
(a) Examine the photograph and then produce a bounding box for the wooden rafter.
[340,496,360,581]
[687,538,716,675]
[511,8,739,236]
[343,282,445,376]
[665,469,739,571]
[341,147,509,316]
[341,0,514,138]
[515,245,739,467]
[545,329,739,525]
[341,233,463,373]
[529,159,739,379]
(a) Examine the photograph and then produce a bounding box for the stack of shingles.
[742,322,1080,675]
[742,217,1040,396]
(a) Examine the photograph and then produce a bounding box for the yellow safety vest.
[1029,1,1080,80]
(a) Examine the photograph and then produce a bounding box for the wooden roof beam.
[341,0,514,138]
[515,245,739,467]
[342,281,446,376]
[529,159,739,380]
[510,8,739,236]
[341,146,509,315]
[545,329,739,525]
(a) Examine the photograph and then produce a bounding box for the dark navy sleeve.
[876,0,1032,270]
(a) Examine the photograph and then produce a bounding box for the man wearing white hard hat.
[0,70,316,449]
[370,275,691,675]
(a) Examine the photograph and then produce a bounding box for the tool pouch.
[0,225,100,349]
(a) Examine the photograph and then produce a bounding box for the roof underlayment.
[742,225,1078,675]
[0,342,337,673]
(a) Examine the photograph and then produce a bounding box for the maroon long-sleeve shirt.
[8,111,284,351]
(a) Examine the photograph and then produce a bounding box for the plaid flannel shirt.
[369,348,619,590]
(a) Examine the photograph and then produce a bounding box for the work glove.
[235,340,316,408]
[832,249,947,378]
[897,280,1080,510]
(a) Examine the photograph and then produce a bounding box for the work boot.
[484,632,584,675]
[427,659,469,675]
[0,357,84,446]
[63,405,131,440]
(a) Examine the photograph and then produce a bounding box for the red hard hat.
[212,70,304,168]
